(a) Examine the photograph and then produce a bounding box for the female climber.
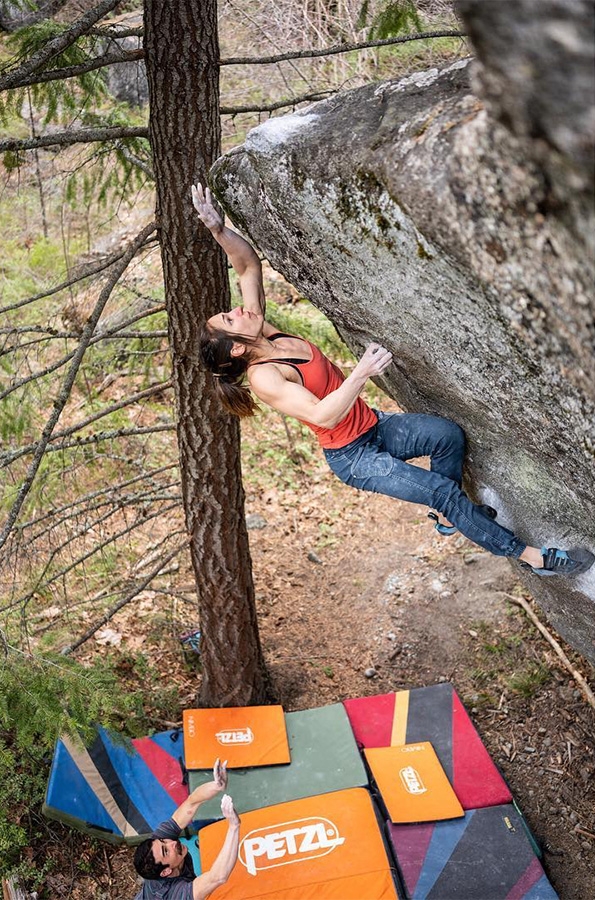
[192,183,594,578]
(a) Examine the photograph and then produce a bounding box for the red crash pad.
[344,683,512,810]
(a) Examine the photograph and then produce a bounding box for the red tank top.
[251,333,377,449]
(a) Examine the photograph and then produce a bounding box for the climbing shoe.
[428,505,497,537]
[526,547,595,577]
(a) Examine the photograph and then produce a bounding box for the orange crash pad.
[183,705,290,769]
[199,788,400,899]
[364,744,464,824]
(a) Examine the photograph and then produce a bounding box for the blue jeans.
[324,412,525,559]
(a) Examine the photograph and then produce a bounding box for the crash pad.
[183,704,290,769]
[344,683,512,809]
[364,744,464,824]
[387,803,558,899]
[187,704,368,823]
[43,728,187,844]
[199,787,400,899]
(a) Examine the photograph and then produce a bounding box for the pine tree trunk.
[144,0,268,705]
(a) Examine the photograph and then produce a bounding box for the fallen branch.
[2,875,35,899]
[221,29,465,66]
[0,222,156,553]
[504,592,595,712]
[61,543,186,655]
[0,0,122,91]
[0,125,149,153]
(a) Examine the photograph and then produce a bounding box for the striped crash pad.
[43,728,188,844]
[344,683,512,810]
[187,704,368,823]
[199,787,400,899]
[387,804,558,899]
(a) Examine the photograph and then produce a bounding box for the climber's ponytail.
[199,327,258,417]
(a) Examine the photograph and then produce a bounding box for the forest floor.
[45,422,595,900]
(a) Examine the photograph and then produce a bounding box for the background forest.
[0,1,593,897]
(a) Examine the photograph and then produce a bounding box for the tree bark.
[144,0,268,706]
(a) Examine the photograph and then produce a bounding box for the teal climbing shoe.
[526,547,595,577]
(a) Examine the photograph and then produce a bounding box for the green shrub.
[0,649,139,880]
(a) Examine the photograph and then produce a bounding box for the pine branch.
[0,0,120,91]
[94,303,166,338]
[6,48,144,89]
[119,145,154,179]
[0,347,78,403]
[0,239,158,317]
[2,501,181,614]
[221,89,333,115]
[17,489,181,602]
[24,482,181,547]
[95,329,167,340]
[0,304,166,403]
[0,325,77,339]
[0,0,70,33]
[221,29,465,65]
[1,380,173,467]
[19,422,175,459]
[89,25,143,39]
[79,26,465,67]
[0,222,156,554]
[61,543,186,655]
[0,125,149,153]
[0,327,168,357]
[19,462,178,531]
[21,489,182,600]
[0,0,122,91]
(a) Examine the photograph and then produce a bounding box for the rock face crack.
[211,0,595,663]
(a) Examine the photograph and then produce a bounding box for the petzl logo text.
[215,727,254,745]
[400,765,427,794]
[239,817,346,876]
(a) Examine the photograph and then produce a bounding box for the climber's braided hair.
[199,324,258,417]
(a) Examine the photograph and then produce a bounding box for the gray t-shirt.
[135,818,196,900]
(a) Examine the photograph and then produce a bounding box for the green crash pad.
[188,704,368,822]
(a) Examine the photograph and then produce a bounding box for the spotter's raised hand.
[221,794,240,826]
